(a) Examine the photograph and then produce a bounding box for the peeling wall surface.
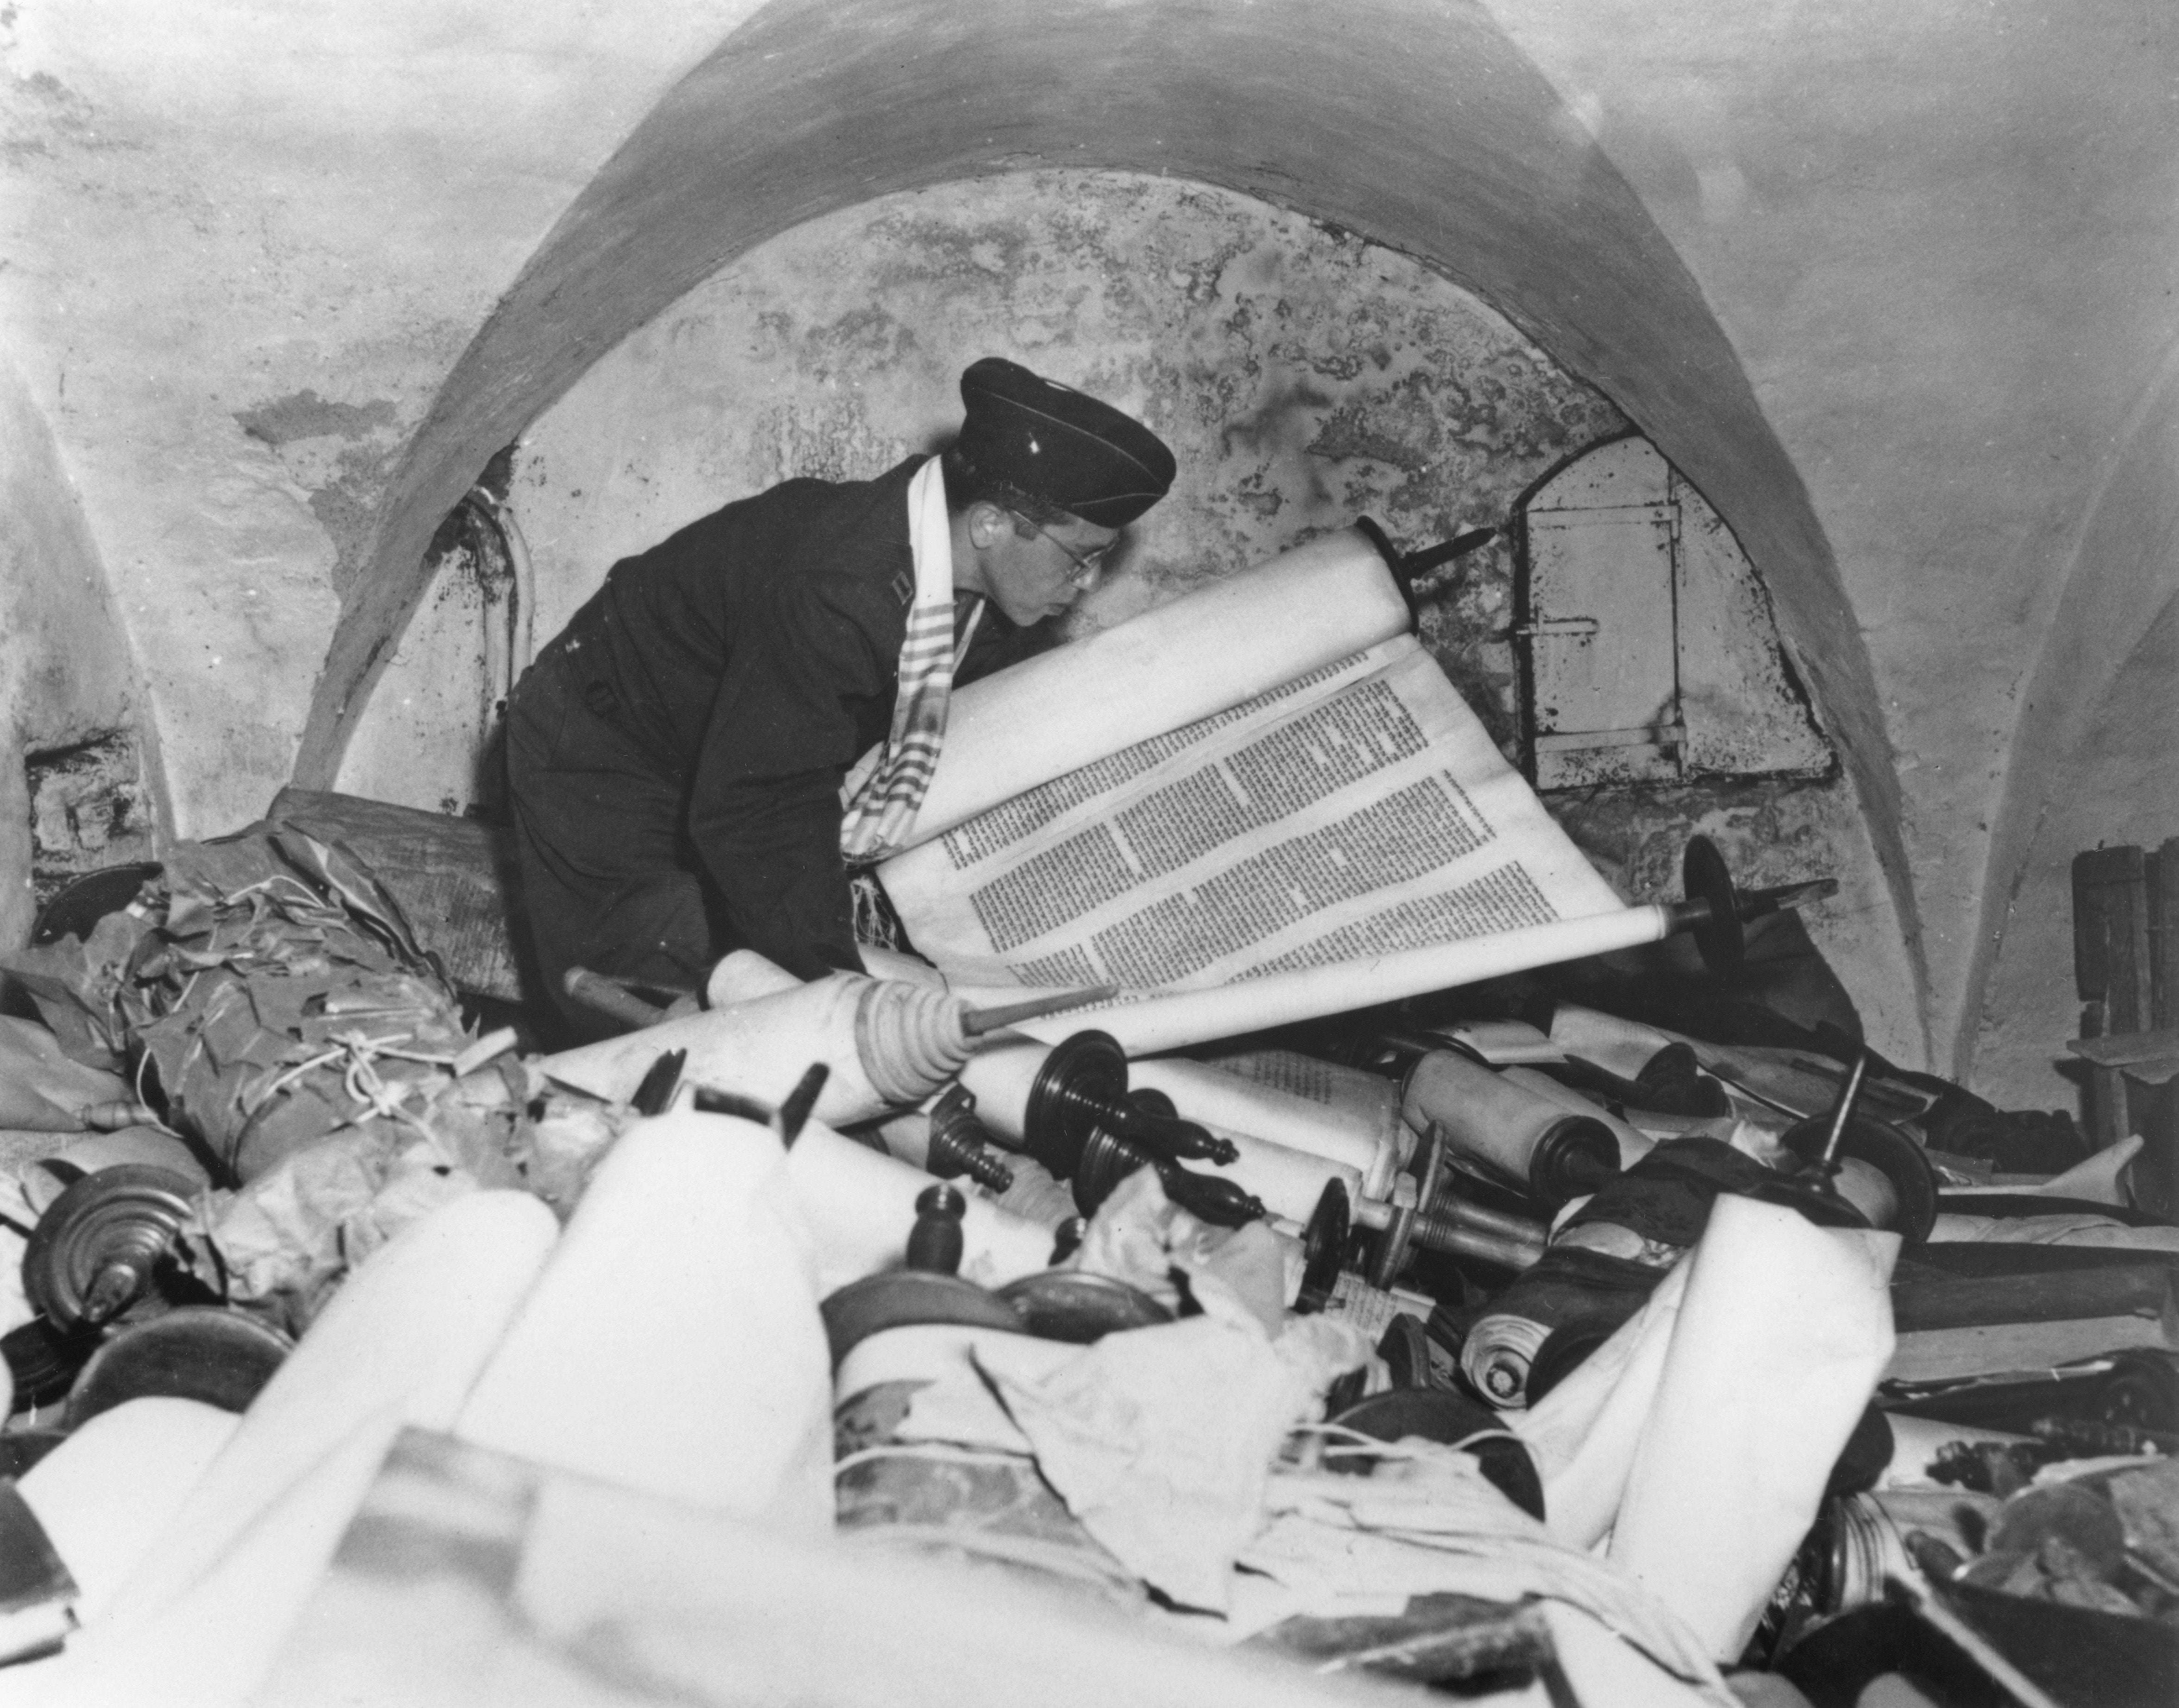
[399,173,1624,699]
[0,0,758,839]
[0,361,160,945]
[3,0,2174,1099]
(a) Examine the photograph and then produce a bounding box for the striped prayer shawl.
[838,456,980,863]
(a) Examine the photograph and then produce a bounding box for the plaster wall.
[0,0,759,839]
[342,172,1917,1056]
[0,362,160,945]
[1971,344,2179,1107]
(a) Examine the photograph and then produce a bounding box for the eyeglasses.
[1010,513,1118,587]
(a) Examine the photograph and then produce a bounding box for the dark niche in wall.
[26,732,155,910]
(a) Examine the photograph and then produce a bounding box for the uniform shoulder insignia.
[889,565,915,607]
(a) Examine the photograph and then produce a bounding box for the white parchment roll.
[34,1194,559,1708]
[786,1117,1059,1292]
[96,1190,557,1633]
[1502,1065,1656,1168]
[455,1110,834,1534]
[1192,1121,1365,1224]
[1011,907,1676,1056]
[1608,1196,1898,1660]
[17,1398,239,1629]
[1130,1057,1396,1197]
[1514,1258,1693,1550]
[1547,1003,1680,1081]
[1404,1047,1623,1199]
[705,946,806,1006]
[954,1033,1051,1143]
[540,976,891,1124]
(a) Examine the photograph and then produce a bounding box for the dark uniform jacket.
[507,455,1042,1010]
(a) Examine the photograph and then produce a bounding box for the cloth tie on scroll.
[838,457,982,864]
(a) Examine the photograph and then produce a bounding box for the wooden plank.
[2153,837,2179,1030]
[1891,1261,2177,1334]
[2066,1028,2179,1075]
[2088,1062,2131,1150]
[2073,845,2151,1033]
[1901,1244,2178,1280]
[1886,1314,2174,1385]
[2132,1073,2179,1223]
[2066,1026,2179,1156]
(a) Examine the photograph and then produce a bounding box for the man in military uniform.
[505,357,1175,1040]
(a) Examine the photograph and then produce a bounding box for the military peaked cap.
[955,357,1175,528]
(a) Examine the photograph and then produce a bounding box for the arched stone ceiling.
[292,0,1918,1026]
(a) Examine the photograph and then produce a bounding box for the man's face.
[973,506,1122,627]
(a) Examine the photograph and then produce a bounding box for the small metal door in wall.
[1515,435,1831,791]
[1520,499,1683,788]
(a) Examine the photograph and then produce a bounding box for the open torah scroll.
[876,530,1628,1051]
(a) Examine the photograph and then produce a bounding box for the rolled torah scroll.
[1129,1057,1397,1197]
[833,1325,1044,1476]
[714,948,923,1150]
[867,1090,1012,1189]
[831,1322,1096,1462]
[1194,1045,1410,1164]
[1501,1065,1656,1168]
[1545,1003,1681,1082]
[541,972,981,1126]
[786,1116,1058,1294]
[1459,1246,1666,1410]
[1193,1120,1367,1225]
[1513,1258,1693,1548]
[454,1110,834,1534]
[953,1032,1054,1146]
[16,1397,239,1630]
[957,1032,1394,1176]
[1435,1018,1564,1066]
[91,1189,558,1638]
[1403,1049,1621,1207]
[858,943,949,988]
[1806,1154,1901,1231]
[1008,907,1682,1057]
[873,1102,939,1172]
[901,529,1411,848]
[1608,1196,1898,1660]
[956,1039,1371,1223]
[704,945,806,1006]
[21,1414,406,1708]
